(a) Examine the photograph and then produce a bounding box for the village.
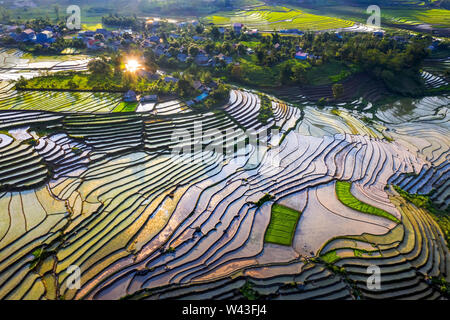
[1,13,444,109]
[0,17,324,105]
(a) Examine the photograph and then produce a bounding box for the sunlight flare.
[125,58,141,73]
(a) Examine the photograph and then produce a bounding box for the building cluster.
[0,23,57,47]
[150,41,234,67]
[76,28,135,51]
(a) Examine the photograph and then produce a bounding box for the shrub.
[257,94,274,125]
[253,193,274,208]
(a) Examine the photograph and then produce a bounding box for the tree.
[210,26,220,40]
[94,34,105,42]
[236,43,246,56]
[231,64,243,81]
[145,60,158,74]
[200,71,212,83]
[87,59,113,78]
[204,42,215,54]
[280,63,293,84]
[256,48,265,64]
[188,45,199,57]
[291,64,308,85]
[332,84,344,99]
[15,76,27,88]
[168,46,178,57]
[272,32,280,44]
[176,79,193,97]
[221,42,232,55]
[195,24,204,34]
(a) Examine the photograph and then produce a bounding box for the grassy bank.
[394,185,449,248]
[336,181,400,223]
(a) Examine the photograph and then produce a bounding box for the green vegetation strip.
[257,94,274,124]
[335,181,400,223]
[320,250,340,264]
[113,102,139,113]
[264,203,302,246]
[204,6,354,31]
[394,185,449,248]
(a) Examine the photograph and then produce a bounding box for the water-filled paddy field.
[0,45,449,300]
[0,79,448,299]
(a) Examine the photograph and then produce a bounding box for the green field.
[7,5,104,27]
[203,5,355,31]
[335,181,400,223]
[298,5,450,29]
[231,55,353,87]
[113,101,139,112]
[0,85,123,113]
[320,250,340,264]
[264,203,302,246]
[382,8,450,28]
[307,60,357,86]
[229,55,310,87]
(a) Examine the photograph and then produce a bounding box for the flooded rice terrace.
[0,48,91,81]
[0,47,448,300]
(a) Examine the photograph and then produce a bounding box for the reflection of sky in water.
[379,95,449,118]
[0,50,90,80]
[389,98,416,117]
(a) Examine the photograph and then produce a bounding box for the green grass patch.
[320,250,340,264]
[29,247,55,270]
[336,181,400,223]
[236,56,310,87]
[257,94,274,124]
[239,41,260,49]
[264,203,302,246]
[239,281,260,300]
[15,72,128,92]
[113,101,139,112]
[307,61,356,86]
[253,193,275,208]
[353,248,365,257]
[0,130,12,137]
[238,55,279,87]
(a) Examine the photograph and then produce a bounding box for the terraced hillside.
[0,48,90,81]
[275,61,449,105]
[203,6,355,31]
[0,84,448,300]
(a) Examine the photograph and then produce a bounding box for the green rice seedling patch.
[320,250,340,264]
[336,181,400,223]
[114,102,139,113]
[264,203,302,246]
